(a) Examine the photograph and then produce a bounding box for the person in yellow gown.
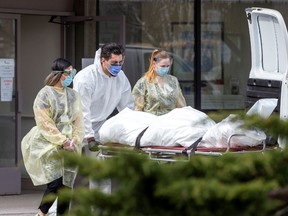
[21,58,84,216]
[132,49,186,116]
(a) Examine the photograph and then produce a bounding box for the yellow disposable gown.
[21,86,84,187]
[132,75,186,116]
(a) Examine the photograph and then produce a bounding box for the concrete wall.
[0,0,73,12]
[20,15,62,116]
[19,14,62,181]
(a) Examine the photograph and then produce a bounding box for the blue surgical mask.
[61,75,73,87]
[109,65,122,76]
[156,67,170,76]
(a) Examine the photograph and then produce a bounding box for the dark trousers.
[38,177,70,215]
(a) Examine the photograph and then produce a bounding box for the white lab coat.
[73,48,134,140]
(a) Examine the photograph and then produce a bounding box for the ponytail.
[145,49,171,82]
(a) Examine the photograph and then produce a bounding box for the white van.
[245,7,288,148]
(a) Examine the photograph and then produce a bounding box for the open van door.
[246,7,288,148]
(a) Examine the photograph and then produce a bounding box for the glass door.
[0,13,21,194]
[0,15,19,167]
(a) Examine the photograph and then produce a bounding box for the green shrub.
[58,113,288,216]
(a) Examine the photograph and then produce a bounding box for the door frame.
[0,12,21,195]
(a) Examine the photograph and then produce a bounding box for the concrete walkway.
[0,177,86,216]
[0,190,42,216]
[0,190,57,216]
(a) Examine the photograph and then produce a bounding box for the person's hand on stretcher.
[87,137,102,152]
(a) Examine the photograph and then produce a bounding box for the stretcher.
[98,134,268,162]
[98,7,286,162]
[98,123,271,162]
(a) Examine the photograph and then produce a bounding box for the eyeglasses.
[63,68,77,77]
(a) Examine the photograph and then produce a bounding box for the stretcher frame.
[98,133,268,162]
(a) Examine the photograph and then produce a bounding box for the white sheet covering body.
[99,99,277,149]
[140,106,216,147]
[99,106,216,147]
[99,108,157,146]
[199,98,278,148]
[198,114,267,148]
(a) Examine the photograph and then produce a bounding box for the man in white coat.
[73,42,134,191]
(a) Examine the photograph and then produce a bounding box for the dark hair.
[51,58,72,71]
[100,43,125,60]
[44,58,72,86]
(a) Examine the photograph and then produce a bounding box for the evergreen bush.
[58,113,288,216]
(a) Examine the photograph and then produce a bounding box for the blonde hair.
[145,49,171,82]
